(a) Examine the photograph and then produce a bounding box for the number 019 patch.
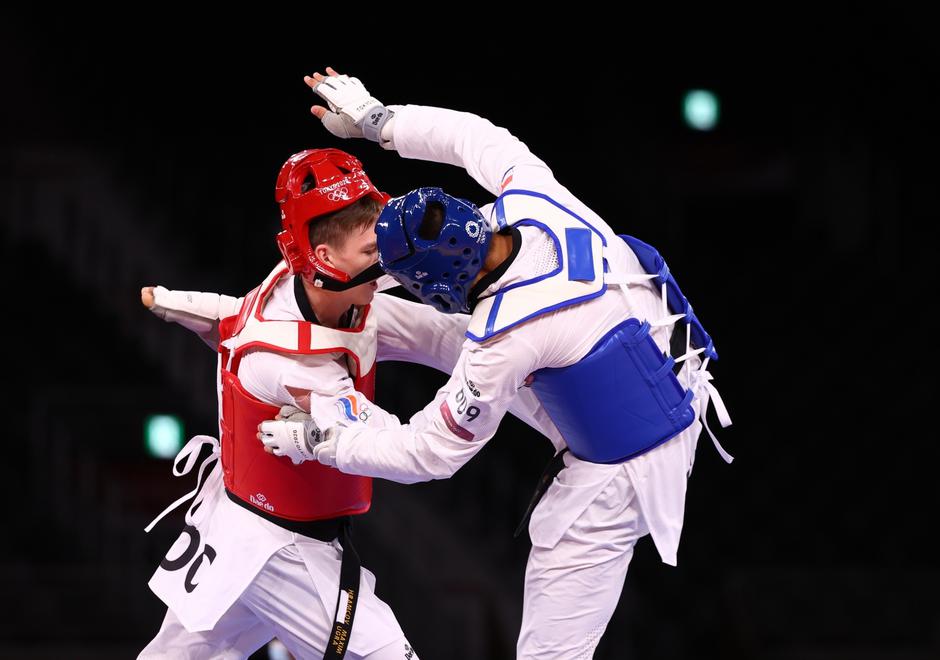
[440,387,484,441]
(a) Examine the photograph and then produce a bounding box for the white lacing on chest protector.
[606,272,734,463]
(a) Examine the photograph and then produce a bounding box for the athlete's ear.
[314,243,335,268]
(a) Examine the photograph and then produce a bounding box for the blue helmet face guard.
[376,187,491,313]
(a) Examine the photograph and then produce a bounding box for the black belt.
[325,520,361,659]
[224,489,348,541]
[514,448,569,538]
[224,490,361,659]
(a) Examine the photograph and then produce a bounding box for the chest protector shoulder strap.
[467,190,608,341]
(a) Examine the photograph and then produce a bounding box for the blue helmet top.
[376,187,491,313]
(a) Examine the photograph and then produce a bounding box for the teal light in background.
[145,414,184,459]
[683,89,720,131]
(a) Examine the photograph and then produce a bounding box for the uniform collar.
[468,227,522,311]
[293,275,355,328]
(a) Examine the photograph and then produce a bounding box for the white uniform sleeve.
[387,104,599,231]
[375,274,401,292]
[388,105,555,197]
[373,292,469,373]
[151,287,243,321]
[334,330,541,484]
[150,287,244,348]
[238,349,401,431]
[373,292,563,445]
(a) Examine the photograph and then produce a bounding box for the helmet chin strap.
[310,262,385,291]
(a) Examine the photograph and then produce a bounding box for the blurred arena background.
[1,13,936,659]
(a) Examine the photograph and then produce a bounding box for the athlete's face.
[326,219,380,306]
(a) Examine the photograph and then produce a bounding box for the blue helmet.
[376,187,491,313]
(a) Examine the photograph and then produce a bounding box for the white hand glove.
[258,406,323,465]
[309,425,344,468]
[276,404,311,422]
[311,73,392,143]
[258,406,345,467]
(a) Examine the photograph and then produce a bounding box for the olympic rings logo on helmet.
[327,188,351,202]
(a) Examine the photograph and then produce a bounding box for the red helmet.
[275,148,389,286]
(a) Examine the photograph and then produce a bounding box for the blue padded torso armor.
[528,233,717,464]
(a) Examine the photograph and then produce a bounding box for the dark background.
[2,12,936,660]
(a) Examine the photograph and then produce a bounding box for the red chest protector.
[217,263,375,522]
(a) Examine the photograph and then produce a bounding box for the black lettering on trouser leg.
[184,545,217,593]
[158,524,217,593]
[159,524,200,571]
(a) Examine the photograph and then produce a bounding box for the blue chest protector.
[531,235,717,464]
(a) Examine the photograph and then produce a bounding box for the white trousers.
[518,466,648,660]
[140,544,419,660]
